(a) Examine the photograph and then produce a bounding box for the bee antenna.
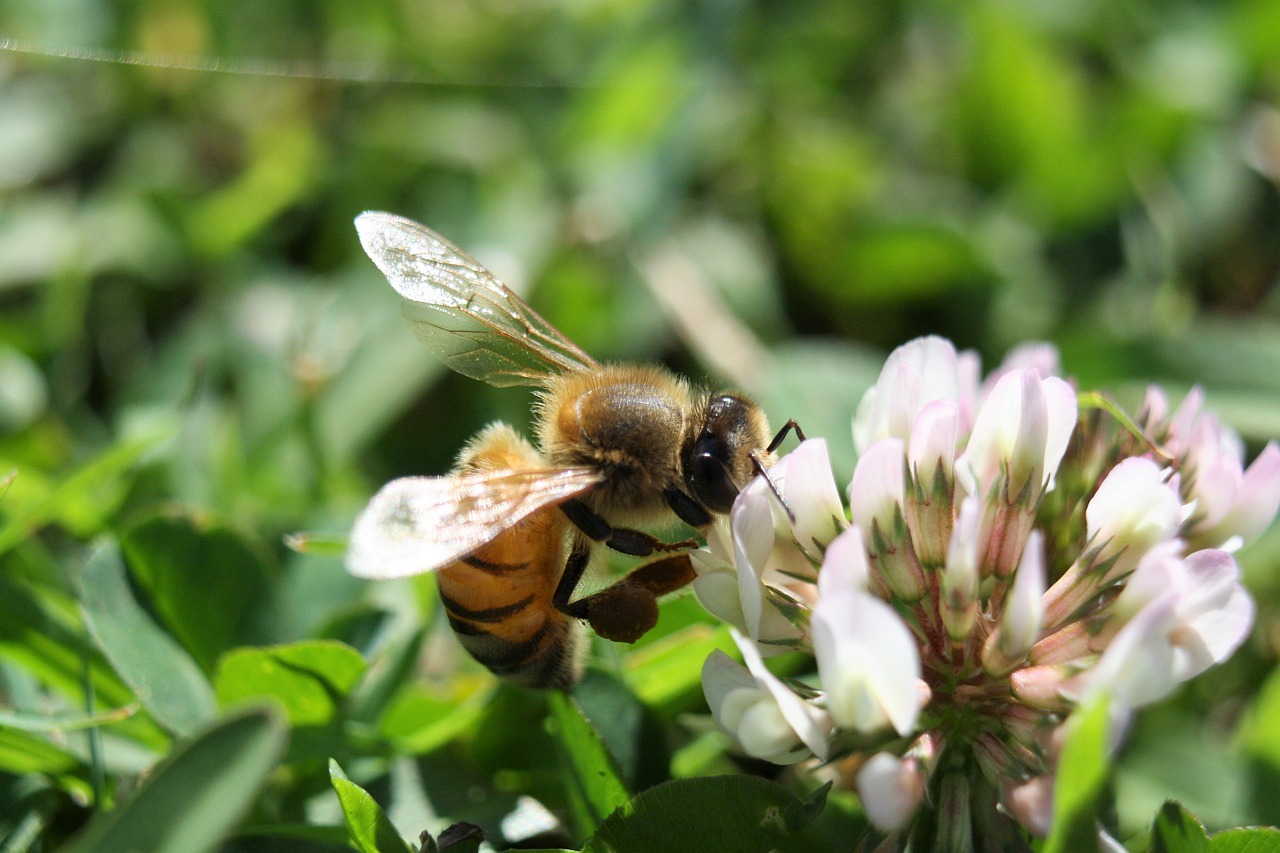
[749,450,795,524]
[766,419,806,454]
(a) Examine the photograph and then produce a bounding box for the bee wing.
[346,466,602,580]
[356,211,599,386]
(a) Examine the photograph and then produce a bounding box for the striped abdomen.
[436,499,581,689]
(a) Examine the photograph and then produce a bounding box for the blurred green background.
[2,0,1280,849]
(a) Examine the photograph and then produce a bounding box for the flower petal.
[733,629,831,758]
[854,336,963,452]
[856,752,925,832]
[817,525,871,598]
[813,590,921,735]
[781,438,846,553]
[732,490,776,638]
[1208,442,1280,546]
[849,438,906,536]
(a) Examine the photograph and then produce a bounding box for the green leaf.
[583,776,828,853]
[283,531,349,556]
[1239,665,1280,770]
[547,691,631,837]
[1209,826,1280,852]
[121,512,277,674]
[233,821,354,848]
[80,541,217,737]
[328,759,415,853]
[624,623,735,710]
[0,726,84,776]
[348,626,427,724]
[213,640,366,726]
[379,683,487,755]
[0,703,136,732]
[61,707,288,853]
[0,571,140,721]
[572,669,668,792]
[1044,694,1111,853]
[0,423,173,558]
[1152,801,1210,853]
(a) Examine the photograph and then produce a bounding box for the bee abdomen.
[439,589,537,623]
[460,553,532,575]
[437,563,581,689]
[443,603,579,689]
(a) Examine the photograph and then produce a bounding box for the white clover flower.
[701,630,831,763]
[1140,385,1280,551]
[813,585,922,735]
[695,336,1272,849]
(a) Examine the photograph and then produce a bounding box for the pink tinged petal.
[1206,442,1280,547]
[1010,664,1075,712]
[957,371,1024,499]
[1115,547,1252,676]
[733,629,832,759]
[998,342,1062,380]
[1169,549,1254,679]
[1085,592,1180,713]
[854,336,962,452]
[849,438,907,538]
[906,400,961,567]
[818,526,872,598]
[1039,377,1078,490]
[908,400,961,486]
[1140,384,1170,426]
[1172,582,1253,681]
[855,752,926,832]
[813,590,921,735]
[1004,775,1055,837]
[1167,386,1206,456]
[1111,541,1185,620]
[1085,457,1183,581]
[941,495,981,641]
[782,439,846,553]
[1180,420,1247,547]
[984,530,1046,675]
[849,439,927,600]
[960,370,1077,501]
[1008,371,1050,497]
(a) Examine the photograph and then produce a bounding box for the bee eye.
[686,432,740,513]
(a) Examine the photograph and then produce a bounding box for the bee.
[345,212,801,688]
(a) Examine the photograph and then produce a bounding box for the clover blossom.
[696,336,1272,848]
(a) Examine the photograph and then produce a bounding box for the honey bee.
[346,212,800,688]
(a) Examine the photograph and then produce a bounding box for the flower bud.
[983,531,1046,676]
[855,752,926,832]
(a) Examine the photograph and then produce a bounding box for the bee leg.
[559,499,698,557]
[553,536,594,614]
[766,419,806,453]
[558,543,697,644]
[664,486,712,528]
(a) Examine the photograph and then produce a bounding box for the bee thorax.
[539,366,691,515]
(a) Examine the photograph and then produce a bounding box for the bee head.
[683,393,771,514]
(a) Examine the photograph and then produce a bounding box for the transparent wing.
[346,466,602,580]
[355,211,599,386]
